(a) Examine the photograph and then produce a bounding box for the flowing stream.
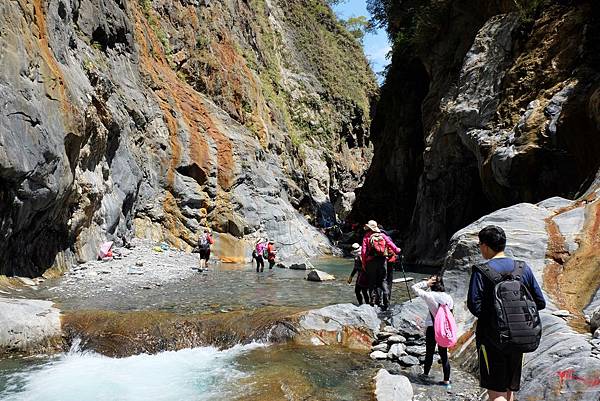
[0,258,427,400]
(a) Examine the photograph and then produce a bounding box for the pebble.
[552,309,571,317]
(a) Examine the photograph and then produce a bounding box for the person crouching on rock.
[347,243,369,305]
[267,240,277,269]
[254,238,267,272]
[198,228,214,270]
[412,275,453,388]
[361,220,400,310]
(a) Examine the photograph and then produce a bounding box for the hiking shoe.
[438,381,452,391]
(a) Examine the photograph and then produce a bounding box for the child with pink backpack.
[411,275,457,389]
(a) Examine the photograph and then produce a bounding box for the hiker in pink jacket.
[361,220,401,309]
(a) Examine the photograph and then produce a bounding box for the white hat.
[351,243,360,250]
[364,220,380,233]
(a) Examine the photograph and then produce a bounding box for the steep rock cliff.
[0,0,376,276]
[353,0,600,263]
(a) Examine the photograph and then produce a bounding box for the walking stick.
[400,254,412,302]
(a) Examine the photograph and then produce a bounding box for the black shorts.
[199,248,210,260]
[478,341,523,392]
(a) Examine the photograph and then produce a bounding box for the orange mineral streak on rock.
[30,0,73,125]
[544,196,600,332]
[131,3,234,192]
[213,38,269,147]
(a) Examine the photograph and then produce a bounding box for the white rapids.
[0,341,265,401]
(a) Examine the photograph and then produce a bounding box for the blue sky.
[332,0,391,79]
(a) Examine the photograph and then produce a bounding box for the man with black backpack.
[467,225,546,401]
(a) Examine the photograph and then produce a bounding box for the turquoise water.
[0,257,426,400]
[27,258,424,313]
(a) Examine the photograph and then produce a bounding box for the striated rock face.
[0,0,376,276]
[353,1,600,263]
[439,186,600,400]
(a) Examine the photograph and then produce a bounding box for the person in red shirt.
[361,220,401,310]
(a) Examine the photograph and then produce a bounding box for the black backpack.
[476,261,542,353]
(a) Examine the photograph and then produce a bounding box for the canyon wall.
[353,0,600,263]
[0,0,377,276]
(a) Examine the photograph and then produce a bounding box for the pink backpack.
[434,304,458,348]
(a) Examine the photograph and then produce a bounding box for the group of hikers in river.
[195,229,277,273]
[197,220,545,401]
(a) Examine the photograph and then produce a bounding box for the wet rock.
[0,298,62,354]
[294,304,381,350]
[289,260,316,270]
[399,355,420,367]
[306,269,335,282]
[373,369,413,401]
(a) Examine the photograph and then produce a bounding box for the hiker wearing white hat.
[361,220,401,310]
[348,243,369,305]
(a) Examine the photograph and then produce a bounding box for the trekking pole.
[400,254,412,302]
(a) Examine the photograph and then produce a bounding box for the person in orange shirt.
[266,240,277,269]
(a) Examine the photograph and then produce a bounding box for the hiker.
[412,275,454,388]
[467,225,546,401]
[384,242,399,303]
[254,239,267,273]
[361,220,400,310]
[197,228,214,270]
[347,243,369,305]
[267,240,277,269]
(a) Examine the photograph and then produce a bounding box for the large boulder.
[373,369,413,401]
[293,304,380,350]
[0,298,62,354]
[306,270,335,282]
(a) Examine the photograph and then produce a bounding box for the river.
[0,257,428,400]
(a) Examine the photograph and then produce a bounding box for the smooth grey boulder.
[294,304,381,350]
[306,269,335,282]
[437,200,600,401]
[0,298,62,354]
[373,369,413,401]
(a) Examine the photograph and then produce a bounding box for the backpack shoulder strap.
[475,262,503,284]
[512,260,525,280]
